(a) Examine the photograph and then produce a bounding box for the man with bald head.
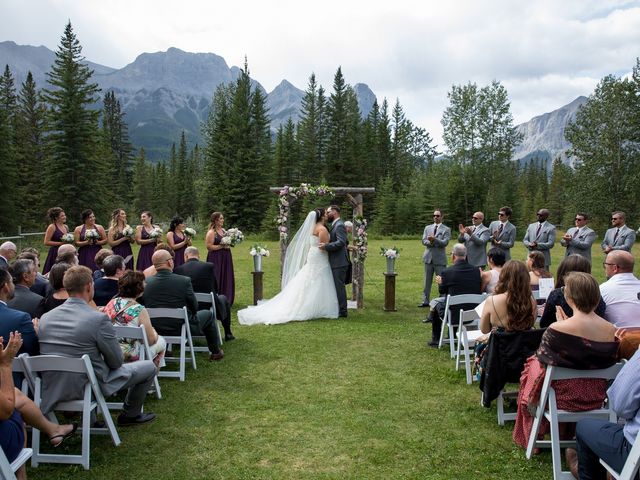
[55,243,79,266]
[457,211,490,268]
[0,241,17,270]
[600,250,640,327]
[523,208,556,270]
[140,250,224,360]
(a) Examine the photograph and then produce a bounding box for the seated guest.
[0,241,17,270]
[140,250,224,361]
[540,254,606,328]
[175,246,235,341]
[39,266,157,425]
[574,347,640,479]
[54,243,78,266]
[512,272,619,450]
[480,248,506,294]
[103,271,166,366]
[425,243,482,347]
[41,262,72,313]
[92,248,114,280]
[143,244,174,278]
[0,268,38,357]
[1,332,77,477]
[18,248,49,297]
[527,250,553,294]
[599,250,640,327]
[8,259,45,319]
[480,260,536,333]
[93,255,125,307]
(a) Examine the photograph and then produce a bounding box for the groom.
[319,205,349,317]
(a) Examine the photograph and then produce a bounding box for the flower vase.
[386,257,395,274]
[253,255,262,272]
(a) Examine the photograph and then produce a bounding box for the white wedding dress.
[238,231,339,325]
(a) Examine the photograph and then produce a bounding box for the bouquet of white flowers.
[249,244,270,257]
[85,229,100,242]
[149,227,163,239]
[380,246,400,258]
[122,226,135,238]
[221,228,244,247]
[184,227,196,238]
[61,233,75,243]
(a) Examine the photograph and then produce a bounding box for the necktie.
[613,228,620,243]
[433,225,438,236]
[535,222,542,238]
[498,224,503,236]
[573,228,579,238]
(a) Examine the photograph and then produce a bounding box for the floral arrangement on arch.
[276,183,335,241]
[352,215,368,263]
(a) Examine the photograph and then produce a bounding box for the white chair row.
[437,293,487,359]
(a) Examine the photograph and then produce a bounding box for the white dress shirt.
[600,273,640,327]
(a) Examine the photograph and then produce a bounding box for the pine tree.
[0,65,18,233]
[41,22,106,224]
[102,90,133,203]
[297,73,326,182]
[325,67,350,185]
[132,149,152,214]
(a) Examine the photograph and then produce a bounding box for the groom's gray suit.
[324,218,349,317]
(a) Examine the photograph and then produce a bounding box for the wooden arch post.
[270,186,374,309]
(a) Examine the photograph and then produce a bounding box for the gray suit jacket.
[422,223,451,265]
[488,221,516,260]
[560,226,596,261]
[601,225,636,252]
[38,297,128,413]
[7,284,44,319]
[523,221,556,266]
[458,224,490,267]
[324,219,349,269]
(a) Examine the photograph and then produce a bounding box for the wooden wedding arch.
[270,186,375,308]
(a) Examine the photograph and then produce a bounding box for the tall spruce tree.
[297,73,327,182]
[102,90,133,204]
[41,22,107,224]
[0,65,18,233]
[132,148,152,214]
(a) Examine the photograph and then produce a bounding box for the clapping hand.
[435,275,442,285]
[0,331,23,367]
[458,224,466,234]
[555,306,569,322]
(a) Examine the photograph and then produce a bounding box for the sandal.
[49,422,78,448]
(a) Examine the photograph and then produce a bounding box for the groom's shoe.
[418,303,430,308]
[338,312,348,318]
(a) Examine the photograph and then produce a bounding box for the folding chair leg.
[81,387,92,470]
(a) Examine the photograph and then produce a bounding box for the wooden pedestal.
[383,272,397,312]
[252,271,264,305]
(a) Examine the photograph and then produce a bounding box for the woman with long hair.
[205,212,235,305]
[107,209,135,269]
[480,260,537,333]
[135,211,160,272]
[74,209,107,272]
[42,207,69,274]
[167,216,190,268]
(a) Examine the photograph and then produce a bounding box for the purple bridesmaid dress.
[172,231,186,267]
[206,232,235,305]
[112,231,134,270]
[77,225,101,272]
[136,228,155,271]
[42,225,66,274]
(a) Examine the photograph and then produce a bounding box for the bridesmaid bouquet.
[122,226,135,238]
[249,244,270,257]
[85,229,100,242]
[149,227,163,239]
[184,227,197,238]
[380,246,400,258]
[221,228,244,247]
[61,233,74,243]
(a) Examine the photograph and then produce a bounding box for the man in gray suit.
[523,208,556,270]
[7,258,44,319]
[560,212,596,262]
[488,206,516,260]
[457,211,490,268]
[38,266,156,425]
[320,205,349,317]
[419,210,451,307]
[602,211,636,253]
[0,241,17,270]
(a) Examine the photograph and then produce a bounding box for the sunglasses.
[433,214,441,217]
[575,218,585,221]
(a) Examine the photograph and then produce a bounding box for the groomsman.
[488,206,516,261]
[560,212,596,262]
[419,210,451,307]
[523,208,556,270]
[457,211,490,268]
[601,211,636,253]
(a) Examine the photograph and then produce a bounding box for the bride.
[237,208,339,325]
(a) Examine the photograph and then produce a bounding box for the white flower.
[85,229,100,239]
[149,227,163,239]
[249,248,257,256]
[184,227,196,237]
[61,233,74,243]
[122,226,134,237]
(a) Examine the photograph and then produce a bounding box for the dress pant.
[332,266,348,316]
[191,310,222,353]
[423,263,445,303]
[116,360,157,417]
[576,418,632,480]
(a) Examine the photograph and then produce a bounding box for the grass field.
[26,236,640,479]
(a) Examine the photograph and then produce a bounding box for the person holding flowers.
[108,209,135,269]
[42,207,70,274]
[206,212,236,305]
[135,211,162,272]
[167,216,192,268]
[74,209,107,272]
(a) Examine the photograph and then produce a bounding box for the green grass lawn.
[27,236,640,479]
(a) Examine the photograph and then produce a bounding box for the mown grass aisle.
[32,237,636,479]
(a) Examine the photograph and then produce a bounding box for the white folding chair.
[12,353,33,395]
[24,354,121,470]
[601,431,640,480]
[193,291,222,351]
[438,293,487,358]
[455,309,484,384]
[0,446,32,480]
[526,362,625,479]
[113,325,162,400]
[147,307,196,382]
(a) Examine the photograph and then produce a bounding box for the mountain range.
[1,40,584,163]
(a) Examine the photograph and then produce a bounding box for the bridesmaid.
[166,216,191,268]
[74,209,107,272]
[42,207,69,274]
[136,211,161,271]
[108,208,135,269]
[206,211,235,305]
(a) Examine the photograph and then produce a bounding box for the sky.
[2,0,639,148]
